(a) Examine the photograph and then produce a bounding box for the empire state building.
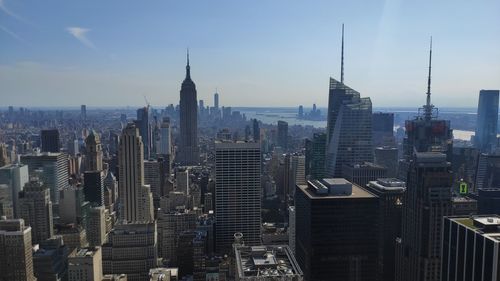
[178,50,199,165]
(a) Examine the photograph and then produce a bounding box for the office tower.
[305,132,326,179]
[118,123,154,223]
[295,179,379,281]
[41,129,61,153]
[372,112,395,147]
[0,143,10,167]
[474,153,500,190]
[102,222,158,281]
[290,155,306,196]
[158,117,172,156]
[298,105,304,118]
[252,119,260,142]
[178,51,200,165]
[18,180,54,244]
[0,184,13,218]
[288,206,296,254]
[86,206,107,247]
[176,167,190,195]
[135,106,151,160]
[451,146,478,192]
[374,146,399,178]
[144,159,166,208]
[0,163,29,217]
[341,162,387,187]
[396,153,453,281]
[366,179,405,281]
[477,188,500,215]
[0,218,37,281]
[104,171,118,208]
[84,130,103,171]
[396,42,458,281]
[81,104,87,120]
[214,91,219,110]
[33,236,70,281]
[441,215,500,281]
[474,90,499,152]
[68,247,103,281]
[277,120,288,149]
[157,208,196,261]
[325,27,372,177]
[21,152,68,204]
[215,141,261,252]
[59,185,85,224]
[84,170,105,206]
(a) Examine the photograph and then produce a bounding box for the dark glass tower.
[179,50,199,165]
[325,25,373,177]
[475,90,499,153]
[135,107,151,160]
[41,129,60,153]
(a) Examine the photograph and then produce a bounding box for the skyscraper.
[295,179,379,281]
[135,106,151,160]
[86,206,107,247]
[441,215,500,281]
[277,120,288,150]
[252,119,260,142]
[18,179,54,245]
[0,163,29,218]
[372,112,395,147]
[158,117,172,156]
[214,91,219,110]
[83,170,105,206]
[118,123,154,223]
[84,130,103,171]
[81,104,87,120]
[474,90,499,152]
[366,178,405,281]
[396,40,453,281]
[21,152,68,204]
[325,25,373,177]
[0,218,37,281]
[41,129,61,153]
[305,132,326,179]
[215,141,261,252]
[179,50,199,165]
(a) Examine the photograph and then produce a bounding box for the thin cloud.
[0,25,22,41]
[66,26,96,49]
[0,0,29,24]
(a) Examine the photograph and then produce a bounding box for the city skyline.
[1,0,499,108]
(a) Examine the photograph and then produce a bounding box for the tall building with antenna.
[178,50,200,165]
[396,39,453,281]
[325,24,373,177]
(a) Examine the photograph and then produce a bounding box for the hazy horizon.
[1,0,499,107]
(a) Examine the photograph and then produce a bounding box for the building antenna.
[424,37,433,119]
[341,23,345,84]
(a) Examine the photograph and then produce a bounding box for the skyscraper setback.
[325,25,373,177]
[179,51,200,165]
[118,123,154,223]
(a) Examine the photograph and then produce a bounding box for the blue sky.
[1,0,499,108]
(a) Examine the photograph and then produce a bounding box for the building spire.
[186,48,191,79]
[341,23,345,84]
[424,37,433,119]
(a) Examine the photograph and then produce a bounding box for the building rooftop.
[73,247,100,257]
[451,215,500,239]
[367,178,406,192]
[299,178,374,199]
[234,245,303,279]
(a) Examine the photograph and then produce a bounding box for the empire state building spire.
[423,37,434,120]
[186,48,191,80]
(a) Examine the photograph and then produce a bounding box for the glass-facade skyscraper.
[474,89,499,153]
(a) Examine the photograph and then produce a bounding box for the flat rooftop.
[451,215,500,237]
[235,245,303,279]
[298,181,374,199]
